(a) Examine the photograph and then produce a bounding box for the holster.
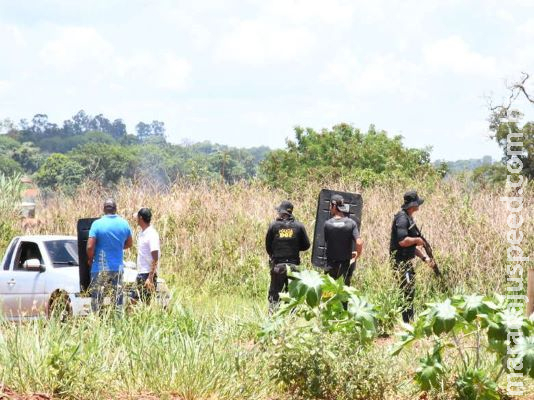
[271,262,297,275]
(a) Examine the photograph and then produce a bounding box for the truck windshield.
[45,240,79,267]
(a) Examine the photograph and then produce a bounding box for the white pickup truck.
[0,235,168,321]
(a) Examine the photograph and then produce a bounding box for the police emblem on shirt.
[279,229,295,239]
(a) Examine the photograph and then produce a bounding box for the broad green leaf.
[416,365,441,391]
[288,270,323,307]
[512,336,534,378]
[487,319,507,341]
[487,307,527,343]
[432,299,458,335]
[347,296,376,328]
[500,308,527,334]
[455,369,499,400]
[391,330,416,356]
[460,295,488,322]
[414,352,444,391]
[487,338,507,356]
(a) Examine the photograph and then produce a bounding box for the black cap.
[276,200,294,215]
[331,194,350,213]
[402,190,424,210]
[103,198,117,212]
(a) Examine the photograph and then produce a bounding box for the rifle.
[410,224,442,277]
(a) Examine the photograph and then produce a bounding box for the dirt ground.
[0,385,188,400]
[2,384,534,400]
[0,385,50,400]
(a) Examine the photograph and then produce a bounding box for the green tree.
[472,164,508,187]
[38,130,117,153]
[69,143,139,185]
[260,123,434,188]
[11,142,43,173]
[136,120,167,143]
[3,113,274,188]
[491,120,534,178]
[135,144,173,186]
[0,135,24,175]
[489,72,534,179]
[0,155,22,175]
[35,153,85,191]
[0,134,20,151]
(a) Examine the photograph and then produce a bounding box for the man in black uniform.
[324,194,363,286]
[265,200,311,311]
[390,190,434,323]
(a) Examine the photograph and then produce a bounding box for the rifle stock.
[411,223,441,278]
[421,236,442,277]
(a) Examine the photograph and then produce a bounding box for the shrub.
[392,294,534,399]
[261,270,393,399]
[266,326,397,400]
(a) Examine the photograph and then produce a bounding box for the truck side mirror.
[23,258,45,273]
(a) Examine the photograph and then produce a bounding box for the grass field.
[1,179,533,399]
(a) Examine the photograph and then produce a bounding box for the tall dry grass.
[22,178,533,300]
[2,178,534,399]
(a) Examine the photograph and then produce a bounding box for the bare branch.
[512,72,534,104]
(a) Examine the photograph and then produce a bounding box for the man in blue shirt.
[87,199,133,312]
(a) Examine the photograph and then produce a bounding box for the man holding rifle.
[390,191,439,323]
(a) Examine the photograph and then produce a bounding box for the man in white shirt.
[135,207,160,302]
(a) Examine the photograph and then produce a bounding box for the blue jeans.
[89,271,123,312]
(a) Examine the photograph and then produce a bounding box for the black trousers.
[268,263,297,310]
[393,259,416,323]
[325,260,354,286]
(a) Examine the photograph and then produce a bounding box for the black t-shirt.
[390,210,418,261]
[266,217,311,265]
[324,217,360,262]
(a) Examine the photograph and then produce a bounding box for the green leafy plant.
[271,269,378,341]
[392,294,533,399]
[261,269,389,399]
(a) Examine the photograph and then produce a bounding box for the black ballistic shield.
[311,189,363,268]
[77,218,98,292]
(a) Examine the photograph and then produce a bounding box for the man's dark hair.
[138,207,152,224]
[103,198,117,214]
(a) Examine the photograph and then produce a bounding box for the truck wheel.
[49,292,72,322]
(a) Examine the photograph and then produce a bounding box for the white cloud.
[115,52,192,92]
[37,26,192,92]
[0,24,26,47]
[454,120,492,139]
[215,20,315,65]
[263,0,357,25]
[518,18,534,35]
[40,26,114,70]
[155,54,192,91]
[321,50,424,100]
[0,0,531,160]
[423,36,497,77]
[0,80,11,93]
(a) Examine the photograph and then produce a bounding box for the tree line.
[0,111,270,191]
[1,81,532,193]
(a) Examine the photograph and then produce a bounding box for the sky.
[0,0,533,161]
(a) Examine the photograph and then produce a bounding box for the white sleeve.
[149,231,160,253]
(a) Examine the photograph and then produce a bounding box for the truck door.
[0,238,19,317]
[0,240,47,319]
